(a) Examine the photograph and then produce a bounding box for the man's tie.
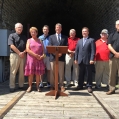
[83,38,86,46]
[58,34,60,43]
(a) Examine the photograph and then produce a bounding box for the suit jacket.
[75,37,96,65]
[48,34,68,62]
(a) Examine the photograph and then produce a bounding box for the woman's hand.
[35,54,45,60]
[35,54,40,60]
[40,55,44,60]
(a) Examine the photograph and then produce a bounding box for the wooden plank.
[0,91,25,119]
[93,92,118,119]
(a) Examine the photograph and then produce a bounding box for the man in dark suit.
[49,23,68,92]
[74,27,95,93]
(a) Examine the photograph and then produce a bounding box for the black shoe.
[88,87,93,93]
[10,88,15,92]
[74,86,83,90]
[106,85,109,89]
[19,87,24,90]
[95,85,101,89]
[47,82,51,88]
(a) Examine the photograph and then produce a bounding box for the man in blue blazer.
[75,27,96,93]
[49,23,68,92]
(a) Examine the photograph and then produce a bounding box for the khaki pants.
[50,61,64,87]
[95,61,109,86]
[9,53,26,88]
[65,54,79,82]
[109,57,119,91]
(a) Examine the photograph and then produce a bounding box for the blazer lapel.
[81,38,83,48]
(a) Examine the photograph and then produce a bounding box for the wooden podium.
[45,46,68,99]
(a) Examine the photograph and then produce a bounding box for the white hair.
[69,29,76,33]
[115,20,119,25]
[15,23,23,28]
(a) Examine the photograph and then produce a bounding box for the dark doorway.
[1,0,118,39]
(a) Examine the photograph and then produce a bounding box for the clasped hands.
[35,54,44,60]
[19,52,25,58]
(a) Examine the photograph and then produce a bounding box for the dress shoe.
[106,90,115,95]
[19,87,24,90]
[106,85,109,89]
[10,88,15,92]
[47,82,51,88]
[74,86,83,90]
[61,86,65,92]
[73,81,78,87]
[88,87,93,93]
[39,82,44,88]
[65,81,71,87]
[95,85,101,89]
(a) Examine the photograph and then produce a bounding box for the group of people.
[8,20,119,95]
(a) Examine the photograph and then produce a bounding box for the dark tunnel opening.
[22,0,85,38]
[1,0,119,39]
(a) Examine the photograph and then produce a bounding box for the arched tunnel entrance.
[1,0,119,39]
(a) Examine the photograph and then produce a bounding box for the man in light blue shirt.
[39,25,51,88]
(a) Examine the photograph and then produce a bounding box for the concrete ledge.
[93,92,118,119]
[0,91,25,119]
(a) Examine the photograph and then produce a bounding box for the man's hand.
[68,51,75,58]
[114,52,119,58]
[74,60,78,64]
[19,52,25,58]
[90,60,94,64]
[58,53,62,57]
[69,53,74,57]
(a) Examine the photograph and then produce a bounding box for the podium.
[45,46,68,99]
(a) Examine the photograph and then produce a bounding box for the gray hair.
[55,23,62,28]
[15,23,23,28]
[69,29,76,33]
[116,20,119,25]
